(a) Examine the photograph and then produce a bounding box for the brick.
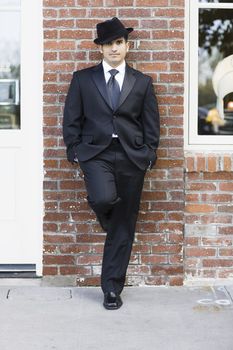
[44,212,70,222]
[151,201,184,211]
[156,159,183,169]
[185,194,199,202]
[59,9,87,18]
[136,0,168,5]
[44,19,74,28]
[185,237,199,246]
[44,0,75,6]
[169,20,184,29]
[76,234,105,243]
[44,30,58,39]
[60,266,92,275]
[145,276,167,286]
[141,191,167,201]
[168,212,183,221]
[152,30,184,40]
[168,233,183,243]
[207,156,217,172]
[185,248,216,257]
[160,73,184,84]
[169,254,183,264]
[218,205,233,213]
[203,259,233,268]
[141,255,168,264]
[137,62,168,73]
[185,204,215,213]
[44,41,76,50]
[158,223,183,233]
[152,244,182,254]
[186,182,216,191]
[43,255,75,265]
[201,215,232,224]
[218,226,233,235]
[204,172,233,180]
[196,156,205,172]
[132,245,151,254]
[224,156,231,171]
[76,255,102,265]
[119,8,151,17]
[141,19,168,29]
[138,41,168,50]
[219,182,233,191]
[137,234,166,245]
[171,0,184,5]
[89,8,117,17]
[77,277,100,286]
[60,30,92,39]
[43,9,58,18]
[153,51,184,61]
[43,266,58,275]
[169,276,183,286]
[151,265,183,275]
[218,269,233,278]
[153,8,184,17]
[201,194,232,203]
[219,248,233,257]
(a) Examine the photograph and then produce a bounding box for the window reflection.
[0,1,20,129]
[198,8,233,135]
[199,1,233,3]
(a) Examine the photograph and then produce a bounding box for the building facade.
[0,0,232,286]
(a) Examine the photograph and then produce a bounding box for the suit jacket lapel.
[91,63,136,111]
[117,64,136,109]
[91,63,112,109]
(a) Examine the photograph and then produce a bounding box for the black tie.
[107,69,120,110]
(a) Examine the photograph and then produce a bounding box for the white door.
[0,0,43,276]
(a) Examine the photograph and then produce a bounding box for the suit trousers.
[79,139,146,294]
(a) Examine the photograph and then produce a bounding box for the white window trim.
[21,0,43,276]
[185,0,233,151]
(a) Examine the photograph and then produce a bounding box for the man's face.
[100,37,130,68]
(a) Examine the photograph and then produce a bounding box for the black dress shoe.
[103,292,123,310]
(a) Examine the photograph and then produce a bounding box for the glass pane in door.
[0,0,20,129]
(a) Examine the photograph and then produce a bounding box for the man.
[63,17,160,310]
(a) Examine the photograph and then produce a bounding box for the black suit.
[63,62,160,294]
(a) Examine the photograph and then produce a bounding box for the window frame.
[185,0,233,150]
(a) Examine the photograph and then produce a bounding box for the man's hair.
[123,33,129,42]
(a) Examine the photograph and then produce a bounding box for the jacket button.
[113,115,116,119]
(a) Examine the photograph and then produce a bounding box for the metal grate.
[0,264,37,278]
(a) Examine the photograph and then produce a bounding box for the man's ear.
[126,41,130,52]
[99,45,103,53]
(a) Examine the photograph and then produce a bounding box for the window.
[186,0,233,150]
[0,0,20,129]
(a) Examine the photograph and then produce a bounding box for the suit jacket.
[63,63,160,171]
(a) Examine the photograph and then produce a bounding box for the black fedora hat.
[94,17,133,45]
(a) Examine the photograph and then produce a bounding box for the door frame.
[0,0,43,276]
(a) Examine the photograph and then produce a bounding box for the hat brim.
[94,27,133,45]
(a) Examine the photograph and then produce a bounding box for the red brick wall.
[43,0,184,286]
[185,154,233,281]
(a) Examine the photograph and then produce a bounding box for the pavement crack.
[6,289,10,299]
[224,286,233,304]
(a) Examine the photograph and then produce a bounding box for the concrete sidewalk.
[0,284,233,350]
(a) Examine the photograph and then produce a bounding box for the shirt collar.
[102,60,126,75]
